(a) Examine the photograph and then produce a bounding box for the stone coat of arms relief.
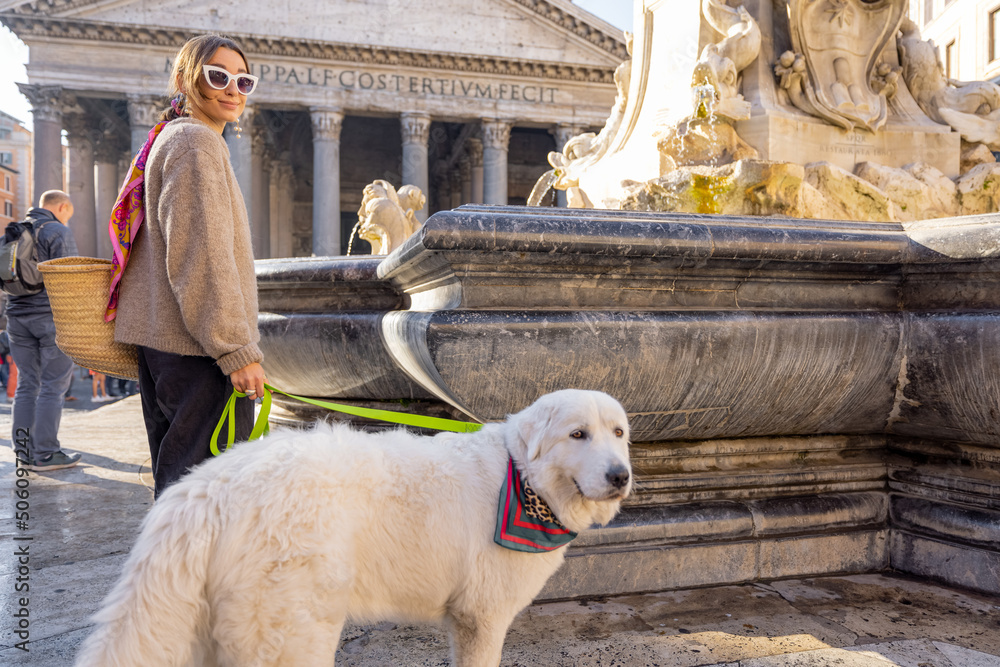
[781,0,906,132]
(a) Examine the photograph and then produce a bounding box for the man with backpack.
[6,190,80,470]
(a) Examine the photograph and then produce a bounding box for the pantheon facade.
[1,0,625,258]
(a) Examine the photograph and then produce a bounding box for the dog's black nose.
[606,465,630,489]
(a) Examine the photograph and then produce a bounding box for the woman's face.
[185,47,248,134]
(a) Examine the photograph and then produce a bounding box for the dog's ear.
[509,399,554,462]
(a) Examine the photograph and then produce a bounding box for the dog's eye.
[570,430,586,439]
[614,428,624,438]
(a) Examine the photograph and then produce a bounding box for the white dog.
[75,389,632,667]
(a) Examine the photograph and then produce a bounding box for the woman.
[109,34,266,498]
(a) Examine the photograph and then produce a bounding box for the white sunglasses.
[202,65,259,95]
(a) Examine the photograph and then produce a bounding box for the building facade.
[912,0,1000,83]
[0,110,32,226]
[0,0,625,258]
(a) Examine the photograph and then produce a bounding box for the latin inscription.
[166,59,559,103]
[819,132,892,158]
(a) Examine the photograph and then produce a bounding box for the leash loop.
[211,383,481,455]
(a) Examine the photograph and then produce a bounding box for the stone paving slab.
[1,383,999,666]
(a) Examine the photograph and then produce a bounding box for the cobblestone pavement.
[1,372,999,666]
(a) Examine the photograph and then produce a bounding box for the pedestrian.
[0,329,9,392]
[107,34,266,498]
[90,369,108,402]
[8,190,80,470]
[65,363,79,401]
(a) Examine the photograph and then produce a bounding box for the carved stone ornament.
[400,113,432,146]
[691,0,760,122]
[898,18,1000,150]
[2,15,618,85]
[126,93,162,128]
[783,0,906,132]
[310,108,344,142]
[353,180,426,255]
[17,83,68,123]
[481,119,512,151]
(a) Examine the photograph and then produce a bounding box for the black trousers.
[137,346,252,498]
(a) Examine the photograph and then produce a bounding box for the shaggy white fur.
[75,389,632,667]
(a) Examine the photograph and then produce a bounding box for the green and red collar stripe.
[494,456,577,553]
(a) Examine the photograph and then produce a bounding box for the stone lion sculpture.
[355,180,426,255]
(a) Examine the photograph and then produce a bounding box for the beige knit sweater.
[114,117,263,376]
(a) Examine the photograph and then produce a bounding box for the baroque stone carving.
[654,1,761,171]
[777,0,906,132]
[898,18,1000,150]
[352,180,426,255]
[529,32,634,206]
[692,0,760,122]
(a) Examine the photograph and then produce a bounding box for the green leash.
[211,383,483,456]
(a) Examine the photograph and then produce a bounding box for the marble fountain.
[256,0,1000,599]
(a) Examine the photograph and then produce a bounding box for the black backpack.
[0,219,49,297]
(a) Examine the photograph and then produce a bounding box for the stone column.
[310,107,344,256]
[18,84,65,202]
[269,155,295,258]
[449,169,463,209]
[459,157,472,205]
[400,112,431,222]
[554,124,583,208]
[126,94,162,156]
[63,113,97,256]
[251,119,271,259]
[94,135,121,260]
[224,105,255,255]
[467,138,484,204]
[481,119,512,206]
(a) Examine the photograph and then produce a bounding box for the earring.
[170,94,185,117]
[234,115,243,138]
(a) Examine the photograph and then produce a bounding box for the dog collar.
[494,456,577,553]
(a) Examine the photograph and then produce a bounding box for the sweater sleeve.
[156,138,262,375]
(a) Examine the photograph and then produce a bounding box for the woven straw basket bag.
[37,257,139,380]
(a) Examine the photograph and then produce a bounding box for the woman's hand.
[230,362,267,400]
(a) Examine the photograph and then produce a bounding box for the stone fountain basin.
[372,206,999,446]
[256,207,1000,445]
[255,256,432,402]
[255,206,1000,597]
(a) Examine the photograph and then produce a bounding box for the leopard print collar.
[494,456,577,553]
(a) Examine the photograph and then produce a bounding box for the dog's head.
[504,389,632,533]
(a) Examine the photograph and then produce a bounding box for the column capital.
[310,107,344,141]
[18,83,69,124]
[251,120,274,161]
[269,152,294,182]
[126,93,164,127]
[94,131,123,164]
[481,119,512,152]
[400,112,432,146]
[466,137,483,167]
[63,113,95,144]
[553,123,585,150]
[239,103,257,127]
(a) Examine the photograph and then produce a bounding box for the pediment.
[3,0,626,67]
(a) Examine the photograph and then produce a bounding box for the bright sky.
[0,2,634,130]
